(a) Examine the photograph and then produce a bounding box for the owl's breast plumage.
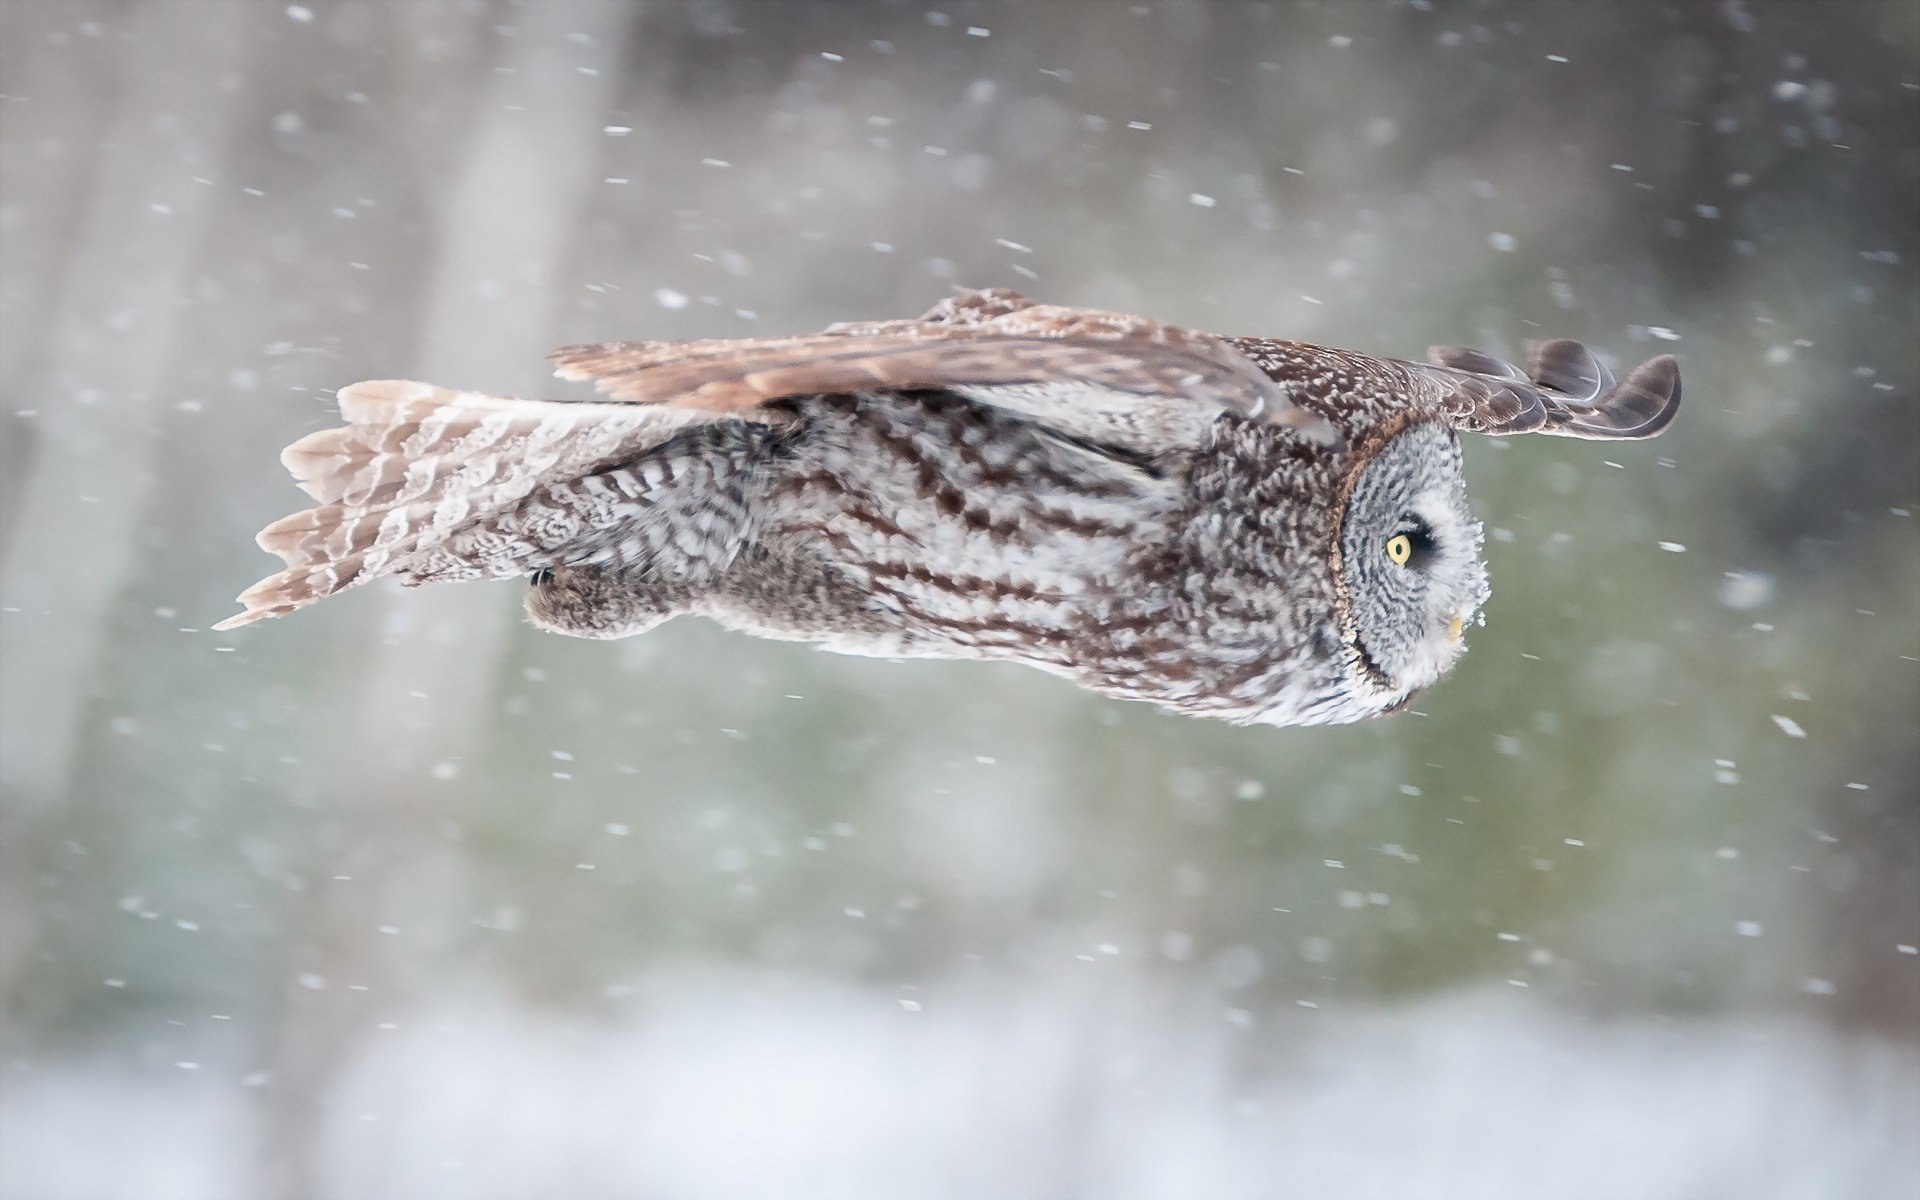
[704,392,1176,660]
[693,390,1373,724]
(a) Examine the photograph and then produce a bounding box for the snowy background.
[1,2,1916,1198]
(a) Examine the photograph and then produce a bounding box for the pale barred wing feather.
[1416,340,1681,440]
[550,294,1338,452]
[213,380,715,629]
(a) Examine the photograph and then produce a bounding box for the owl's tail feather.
[213,381,713,630]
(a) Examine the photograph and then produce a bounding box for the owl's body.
[517,390,1380,724]
[219,290,1681,726]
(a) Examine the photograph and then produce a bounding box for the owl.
[216,289,1680,726]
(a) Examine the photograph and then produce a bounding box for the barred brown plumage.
[217,288,1681,726]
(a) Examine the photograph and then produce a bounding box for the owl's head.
[1284,340,1681,723]
[1331,420,1489,712]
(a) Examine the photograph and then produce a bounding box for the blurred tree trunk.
[0,0,250,1056]
[240,4,641,1196]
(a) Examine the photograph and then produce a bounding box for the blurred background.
[2,2,1916,1197]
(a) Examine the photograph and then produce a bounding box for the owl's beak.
[1446,615,1464,645]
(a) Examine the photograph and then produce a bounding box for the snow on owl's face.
[1335,421,1490,707]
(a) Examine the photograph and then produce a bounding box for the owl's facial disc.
[1337,422,1490,705]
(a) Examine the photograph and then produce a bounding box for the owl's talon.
[524,563,680,640]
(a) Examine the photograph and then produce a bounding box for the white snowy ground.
[6,972,1914,1200]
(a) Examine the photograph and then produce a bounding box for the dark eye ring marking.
[1386,515,1437,569]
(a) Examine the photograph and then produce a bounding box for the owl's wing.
[1415,340,1682,440]
[549,290,1339,454]
[212,380,718,629]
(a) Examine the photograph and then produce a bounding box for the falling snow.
[2,4,1913,1198]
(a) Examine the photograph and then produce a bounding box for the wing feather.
[213,381,713,629]
[549,290,1339,452]
[1416,341,1681,440]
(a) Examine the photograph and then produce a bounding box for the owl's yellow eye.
[1385,533,1413,565]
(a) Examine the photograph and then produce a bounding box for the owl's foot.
[524,564,681,640]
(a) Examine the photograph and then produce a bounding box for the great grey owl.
[216,289,1681,726]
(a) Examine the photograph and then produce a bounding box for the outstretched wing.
[1415,340,1682,440]
[549,288,1339,453]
